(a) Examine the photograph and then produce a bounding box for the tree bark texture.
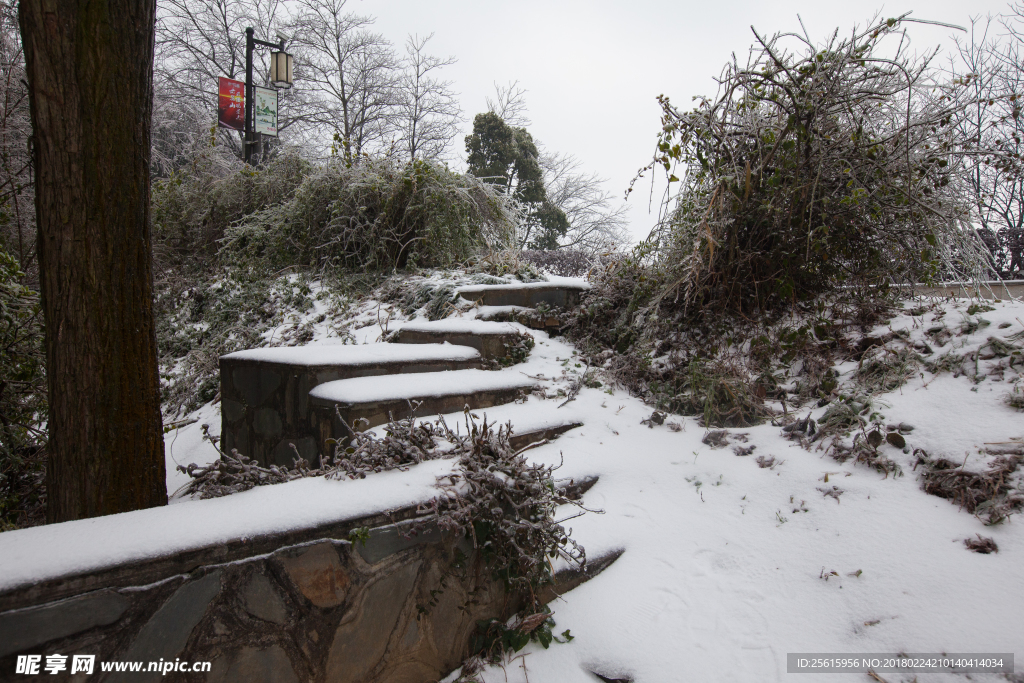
[19,0,167,521]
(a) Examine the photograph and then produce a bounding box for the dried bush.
[663,358,774,427]
[1007,383,1024,411]
[915,450,1024,525]
[426,414,587,600]
[520,249,597,277]
[181,411,588,607]
[325,408,452,479]
[175,440,299,500]
[854,348,922,393]
[964,534,998,554]
[829,435,903,478]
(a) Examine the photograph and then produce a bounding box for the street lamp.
[244,27,293,165]
[269,50,294,89]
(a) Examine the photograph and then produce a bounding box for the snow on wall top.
[309,368,536,404]
[397,319,521,335]
[0,461,454,594]
[456,276,591,295]
[221,342,480,365]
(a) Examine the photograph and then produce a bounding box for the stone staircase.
[0,279,617,683]
[220,279,589,467]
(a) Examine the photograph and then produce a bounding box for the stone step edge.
[508,421,583,451]
[220,343,481,367]
[309,369,536,406]
[537,547,624,606]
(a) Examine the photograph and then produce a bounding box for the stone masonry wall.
[220,355,479,468]
[0,511,516,683]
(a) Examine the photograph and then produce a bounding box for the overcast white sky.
[360,0,1014,243]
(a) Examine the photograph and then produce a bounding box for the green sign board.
[254,87,278,137]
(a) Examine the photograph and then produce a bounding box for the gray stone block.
[240,573,288,626]
[108,571,222,683]
[0,590,130,657]
[232,366,281,407]
[252,408,282,439]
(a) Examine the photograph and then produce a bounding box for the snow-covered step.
[508,420,584,450]
[220,344,481,467]
[309,369,537,449]
[456,279,590,309]
[475,304,564,330]
[391,319,530,360]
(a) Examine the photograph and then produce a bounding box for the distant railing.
[905,280,1024,301]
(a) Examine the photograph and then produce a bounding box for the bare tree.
[541,151,629,252]
[949,11,1024,277]
[154,0,312,164]
[291,0,398,161]
[395,33,460,162]
[486,80,530,127]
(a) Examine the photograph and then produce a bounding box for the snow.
[456,276,591,296]
[396,318,521,335]
[473,305,534,317]
[6,283,1024,682]
[0,460,454,594]
[453,298,1024,683]
[309,368,536,404]
[221,341,480,365]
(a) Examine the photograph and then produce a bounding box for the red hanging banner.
[218,77,245,132]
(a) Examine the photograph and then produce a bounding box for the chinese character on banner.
[218,77,245,132]
[15,655,41,674]
[71,655,96,675]
[44,654,67,674]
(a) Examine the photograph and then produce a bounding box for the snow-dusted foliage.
[219,156,520,272]
[631,14,992,317]
[180,408,588,607]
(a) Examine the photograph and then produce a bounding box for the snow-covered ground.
[158,289,1024,683]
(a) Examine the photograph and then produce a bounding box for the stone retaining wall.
[0,507,515,683]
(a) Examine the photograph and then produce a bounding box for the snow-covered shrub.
[636,15,990,316]
[155,271,327,417]
[220,157,519,272]
[520,249,595,277]
[153,149,520,274]
[151,148,311,267]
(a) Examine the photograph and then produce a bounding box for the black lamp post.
[244,27,294,165]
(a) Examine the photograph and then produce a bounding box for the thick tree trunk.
[19,0,166,521]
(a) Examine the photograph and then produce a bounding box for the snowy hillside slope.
[164,286,1024,683]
